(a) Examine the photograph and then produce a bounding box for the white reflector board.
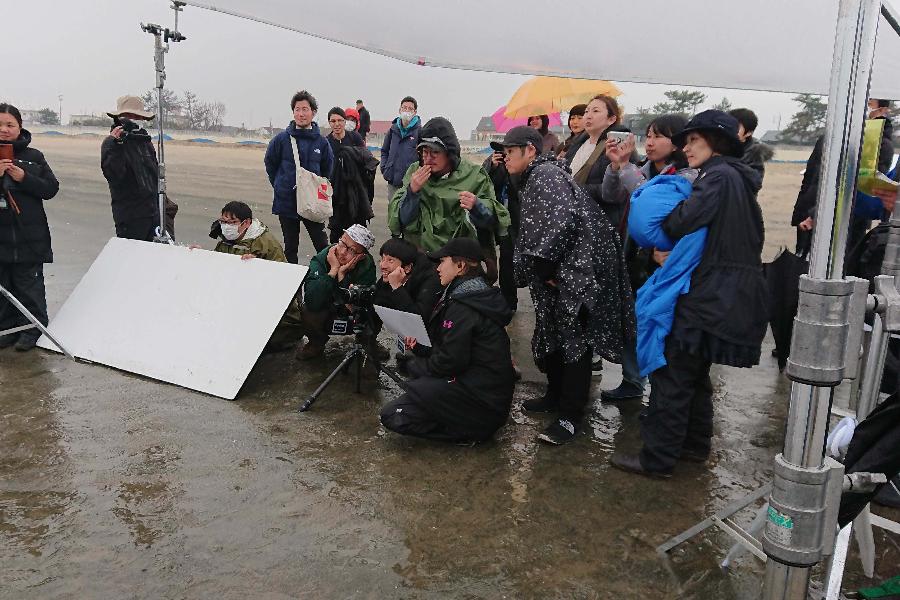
[38,238,308,399]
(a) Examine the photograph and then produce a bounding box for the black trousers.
[380,391,502,443]
[115,217,157,242]
[0,263,48,338]
[640,343,713,473]
[380,359,505,443]
[279,216,328,264]
[544,349,593,422]
[498,235,517,310]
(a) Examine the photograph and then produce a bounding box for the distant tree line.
[141,89,227,132]
[34,108,60,126]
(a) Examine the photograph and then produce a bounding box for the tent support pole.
[762,0,880,598]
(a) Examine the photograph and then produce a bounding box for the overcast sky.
[12,0,805,137]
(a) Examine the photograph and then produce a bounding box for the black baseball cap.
[426,237,485,262]
[490,125,544,154]
[673,110,743,157]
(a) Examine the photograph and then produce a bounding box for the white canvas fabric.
[177,0,900,97]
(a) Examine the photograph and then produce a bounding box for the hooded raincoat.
[388,117,509,252]
[514,154,635,367]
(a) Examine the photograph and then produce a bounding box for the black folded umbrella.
[763,248,809,371]
[838,392,900,526]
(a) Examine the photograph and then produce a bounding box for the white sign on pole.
[38,238,308,399]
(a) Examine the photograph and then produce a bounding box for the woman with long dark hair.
[597,115,698,402]
[564,95,635,230]
[0,103,60,351]
[527,114,559,155]
[556,104,586,159]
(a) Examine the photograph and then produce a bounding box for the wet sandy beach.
[1,135,898,599]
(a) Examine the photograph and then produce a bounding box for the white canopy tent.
[179,0,900,97]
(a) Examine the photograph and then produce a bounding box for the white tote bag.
[290,137,333,223]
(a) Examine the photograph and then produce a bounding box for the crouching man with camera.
[295,224,377,360]
[100,95,175,241]
[379,238,515,443]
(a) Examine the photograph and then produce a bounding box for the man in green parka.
[296,223,377,360]
[388,117,510,254]
[211,201,303,351]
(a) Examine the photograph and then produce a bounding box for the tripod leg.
[355,348,363,393]
[298,348,361,412]
[0,284,74,360]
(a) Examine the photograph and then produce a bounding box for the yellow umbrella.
[504,77,622,118]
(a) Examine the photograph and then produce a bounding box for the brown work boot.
[295,340,325,361]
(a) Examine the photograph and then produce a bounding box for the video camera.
[331,284,377,335]
[115,117,152,144]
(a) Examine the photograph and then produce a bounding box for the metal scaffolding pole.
[762,0,882,598]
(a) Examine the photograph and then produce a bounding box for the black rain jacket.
[408,275,515,420]
[663,155,769,361]
[0,129,60,263]
[100,125,159,225]
[372,251,442,325]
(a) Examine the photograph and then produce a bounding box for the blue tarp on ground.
[39,130,65,136]
[236,140,265,146]
[187,138,217,144]
[153,133,174,141]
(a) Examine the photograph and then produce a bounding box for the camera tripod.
[297,329,406,412]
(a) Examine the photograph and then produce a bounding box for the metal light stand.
[141,1,186,245]
[821,220,900,598]
[659,2,900,595]
[762,0,882,598]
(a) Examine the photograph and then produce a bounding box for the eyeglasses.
[337,239,362,256]
[419,147,445,158]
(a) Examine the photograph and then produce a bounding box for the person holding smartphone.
[0,103,60,351]
[564,95,637,232]
[598,115,699,402]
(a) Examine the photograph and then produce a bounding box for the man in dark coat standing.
[264,90,335,264]
[355,99,371,140]
[500,127,636,445]
[728,108,774,179]
[100,95,164,242]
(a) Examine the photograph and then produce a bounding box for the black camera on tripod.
[331,284,377,335]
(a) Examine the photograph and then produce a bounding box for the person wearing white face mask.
[212,201,288,261]
[381,96,422,201]
[209,201,304,351]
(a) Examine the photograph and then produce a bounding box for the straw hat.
[107,95,155,119]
